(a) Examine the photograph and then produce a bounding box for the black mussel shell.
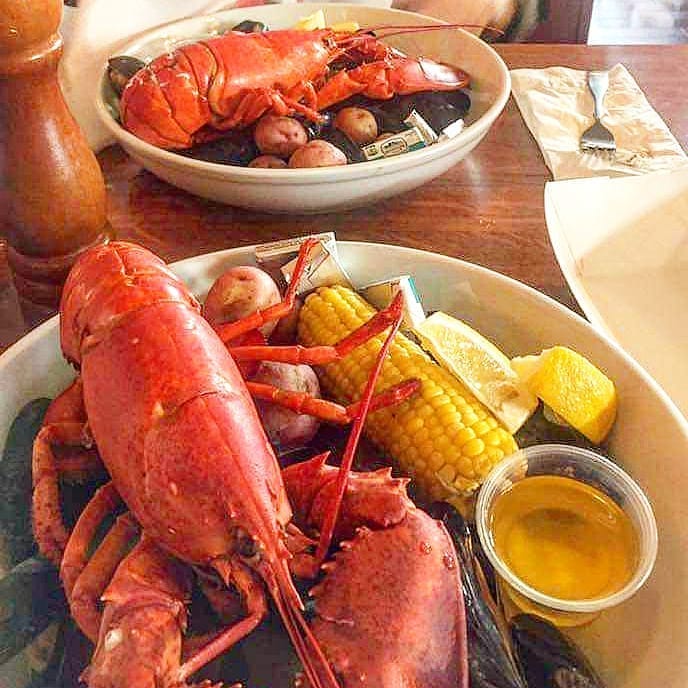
[180,132,259,166]
[515,407,600,453]
[0,556,67,666]
[416,102,460,133]
[326,90,471,136]
[430,503,526,688]
[321,129,365,163]
[394,91,467,133]
[444,89,472,117]
[511,615,606,688]
[0,398,51,566]
[107,56,147,95]
[298,112,334,140]
[367,103,409,134]
[231,20,267,33]
[324,96,407,134]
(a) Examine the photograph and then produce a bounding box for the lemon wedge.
[330,21,360,33]
[511,346,617,444]
[293,10,326,30]
[415,312,538,433]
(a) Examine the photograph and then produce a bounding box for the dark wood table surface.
[2,44,687,351]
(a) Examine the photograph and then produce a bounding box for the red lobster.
[31,240,468,687]
[120,26,470,148]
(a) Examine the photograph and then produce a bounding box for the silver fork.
[580,70,616,152]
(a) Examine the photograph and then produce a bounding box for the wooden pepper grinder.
[0,0,110,322]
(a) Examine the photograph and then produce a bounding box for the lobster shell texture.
[60,241,294,573]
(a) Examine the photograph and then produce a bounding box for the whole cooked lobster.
[32,240,468,687]
[120,27,470,148]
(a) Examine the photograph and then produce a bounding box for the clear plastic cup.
[475,444,658,627]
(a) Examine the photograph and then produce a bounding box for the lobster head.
[60,242,200,366]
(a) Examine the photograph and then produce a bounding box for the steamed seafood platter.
[2,234,659,688]
[106,10,473,168]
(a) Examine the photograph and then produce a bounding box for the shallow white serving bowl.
[2,243,687,687]
[95,3,510,213]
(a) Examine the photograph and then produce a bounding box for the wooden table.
[2,44,687,351]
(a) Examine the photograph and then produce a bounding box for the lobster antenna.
[347,23,505,40]
[313,291,405,566]
[270,562,341,688]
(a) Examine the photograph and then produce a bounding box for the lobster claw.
[316,56,470,110]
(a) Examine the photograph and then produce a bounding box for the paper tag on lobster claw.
[255,232,337,266]
[254,232,339,284]
[280,239,353,295]
[404,110,439,145]
[439,119,465,141]
[360,275,426,330]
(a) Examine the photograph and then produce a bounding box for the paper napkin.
[545,167,688,414]
[511,64,688,180]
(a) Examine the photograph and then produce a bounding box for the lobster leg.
[283,458,412,543]
[33,420,96,566]
[214,238,318,345]
[61,482,122,596]
[215,88,321,130]
[228,289,404,365]
[33,379,104,566]
[81,537,210,688]
[42,378,104,480]
[69,512,140,641]
[178,558,267,681]
[246,378,419,424]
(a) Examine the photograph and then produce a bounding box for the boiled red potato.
[334,107,378,145]
[270,296,303,345]
[289,140,347,168]
[252,362,322,450]
[203,266,281,336]
[248,155,288,169]
[254,115,308,157]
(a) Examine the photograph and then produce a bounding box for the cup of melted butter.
[476,445,658,627]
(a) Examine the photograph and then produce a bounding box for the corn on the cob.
[298,285,518,505]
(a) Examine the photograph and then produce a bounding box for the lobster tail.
[120,46,213,149]
[120,31,334,149]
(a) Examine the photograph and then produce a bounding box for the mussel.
[515,407,602,454]
[231,20,268,33]
[395,91,470,132]
[329,90,470,136]
[107,56,147,96]
[431,503,526,688]
[511,615,607,688]
[297,111,334,141]
[0,398,51,568]
[320,129,366,163]
[179,133,259,166]
[0,556,66,667]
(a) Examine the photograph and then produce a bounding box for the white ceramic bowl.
[95,3,510,213]
[2,243,687,687]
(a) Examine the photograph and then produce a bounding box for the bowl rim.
[94,2,511,184]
